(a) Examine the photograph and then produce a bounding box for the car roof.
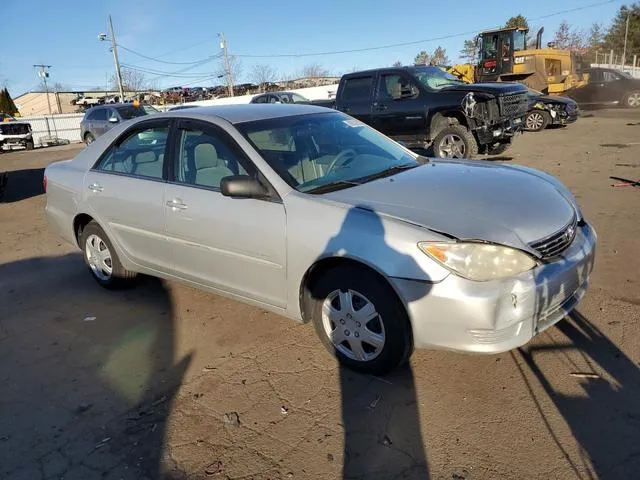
[162,104,333,124]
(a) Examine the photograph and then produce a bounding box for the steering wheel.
[326,149,357,174]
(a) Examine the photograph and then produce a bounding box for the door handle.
[88,183,103,192]
[166,199,188,210]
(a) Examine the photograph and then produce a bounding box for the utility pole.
[33,64,53,136]
[219,32,234,97]
[622,11,630,67]
[108,15,125,101]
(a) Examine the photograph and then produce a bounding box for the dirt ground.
[1,109,639,480]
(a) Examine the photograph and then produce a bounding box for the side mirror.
[108,116,119,123]
[220,175,268,199]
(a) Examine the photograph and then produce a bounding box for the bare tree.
[392,60,403,67]
[552,20,586,52]
[52,82,70,91]
[430,47,450,66]
[110,68,149,92]
[250,64,278,91]
[217,56,243,91]
[300,63,330,78]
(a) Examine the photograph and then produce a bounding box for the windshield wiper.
[304,180,361,194]
[356,163,419,184]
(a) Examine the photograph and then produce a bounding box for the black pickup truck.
[311,66,529,158]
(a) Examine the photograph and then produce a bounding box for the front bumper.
[475,117,523,145]
[549,109,578,126]
[390,222,596,353]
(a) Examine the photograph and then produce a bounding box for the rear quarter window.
[341,76,373,102]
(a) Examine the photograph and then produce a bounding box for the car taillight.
[43,174,47,193]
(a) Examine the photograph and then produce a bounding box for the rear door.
[83,118,172,272]
[372,72,426,139]
[163,119,287,306]
[91,108,109,137]
[336,75,374,125]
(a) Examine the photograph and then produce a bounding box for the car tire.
[80,220,137,289]
[309,265,413,375]
[524,110,550,131]
[25,140,34,150]
[624,91,640,108]
[432,125,478,159]
[84,133,95,145]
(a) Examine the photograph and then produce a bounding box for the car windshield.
[237,112,423,193]
[115,105,148,120]
[409,66,465,90]
[142,105,159,114]
[618,70,633,79]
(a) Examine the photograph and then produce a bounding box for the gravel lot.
[1,109,639,480]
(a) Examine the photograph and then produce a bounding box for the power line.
[117,44,219,65]
[120,62,220,79]
[234,0,622,58]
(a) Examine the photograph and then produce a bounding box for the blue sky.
[1,0,625,96]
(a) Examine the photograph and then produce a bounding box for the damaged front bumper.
[390,222,596,353]
[474,116,523,145]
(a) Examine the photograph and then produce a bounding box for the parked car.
[524,89,579,131]
[251,91,310,104]
[80,103,149,144]
[44,105,596,374]
[566,67,640,108]
[0,119,34,151]
[309,66,529,158]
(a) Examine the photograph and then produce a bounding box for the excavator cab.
[478,27,530,82]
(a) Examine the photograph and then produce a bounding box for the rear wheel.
[84,132,95,145]
[80,221,137,289]
[25,140,34,150]
[624,91,640,108]
[309,266,413,375]
[525,110,551,131]
[432,125,478,159]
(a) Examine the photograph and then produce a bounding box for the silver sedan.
[44,105,596,374]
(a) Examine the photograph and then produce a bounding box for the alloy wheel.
[321,289,386,362]
[627,92,640,108]
[438,134,466,158]
[526,112,545,130]
[85,234,113,281]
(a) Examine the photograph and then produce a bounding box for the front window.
[142,105,159,114]
[513,30,526,52]
[409,66,464,90]
[237,112,422,193]
[115,105,148,120]
[483,34,499,59]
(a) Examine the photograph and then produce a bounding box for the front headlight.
[417,242,537,282]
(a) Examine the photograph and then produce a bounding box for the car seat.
[194,143,233,187]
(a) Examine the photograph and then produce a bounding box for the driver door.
[372,73,426,139]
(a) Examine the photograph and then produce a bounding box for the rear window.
[115,105,148,120]
[341,76,373,101]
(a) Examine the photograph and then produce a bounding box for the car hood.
[530,93,577,107]
[324,161,577,254]
[442,82,528,96]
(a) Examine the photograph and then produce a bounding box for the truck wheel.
[25,140,34,150]
[524,110,550,131]
[84,133,95,145]
[432,125,478,159]
[624,91,640,108]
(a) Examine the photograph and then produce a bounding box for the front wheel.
[84,132,95,145]
[309,266,413,375]
[624,91,640,108]
[524,110,551,131]
[432,125,478,159]
[80,221,137,289]
[25,140,34,150]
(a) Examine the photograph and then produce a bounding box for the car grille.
[0,123,30,135]
[529,216,578,259]
[499,93,529,119]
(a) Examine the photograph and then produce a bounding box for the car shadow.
[0,253,191,479]
[515,311,640,479]
[0,168,45,203]
[314,206,431,479]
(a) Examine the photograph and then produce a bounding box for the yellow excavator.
[448,26,588,94]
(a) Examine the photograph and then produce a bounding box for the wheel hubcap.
[628,93,640,107]
[438,134,466,158]
[85,234,113,281]
[321,289,385,362]
[527,112,544,130]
